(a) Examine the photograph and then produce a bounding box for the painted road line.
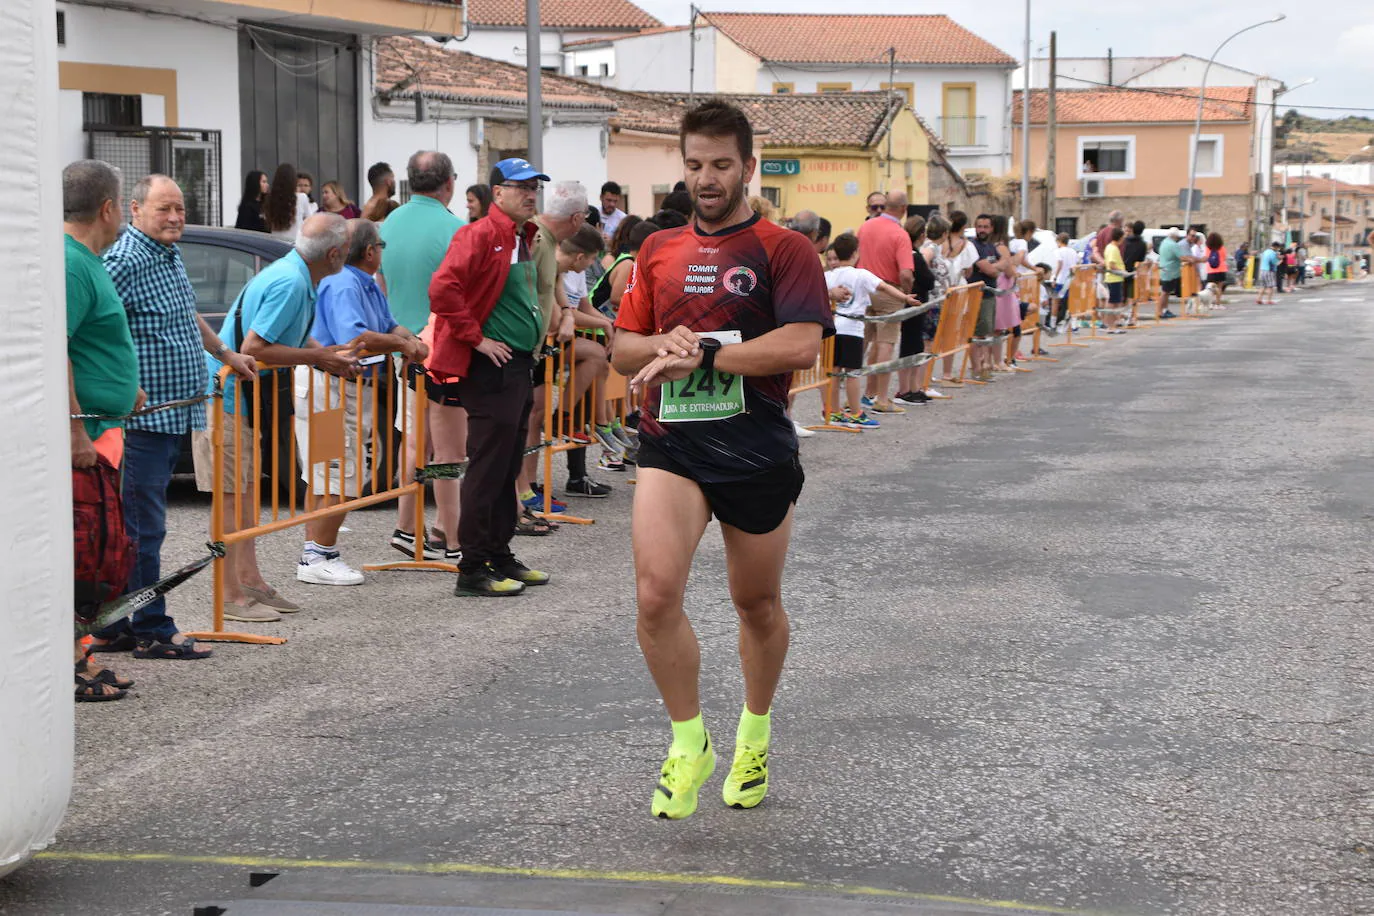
[1299,298,1322,302]
[35,850,1095,915]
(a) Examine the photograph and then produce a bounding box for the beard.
[692,179,746,224]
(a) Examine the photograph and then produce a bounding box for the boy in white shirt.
[824,233,922,429]
[1050,232,1078,332]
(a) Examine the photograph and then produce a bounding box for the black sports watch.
[698,336,722,374]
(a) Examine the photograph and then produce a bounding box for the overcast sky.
[635,0,1373,119]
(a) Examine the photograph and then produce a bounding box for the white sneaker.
[923,388,950,400]
[792,420,816,439]
[297,554,364,586]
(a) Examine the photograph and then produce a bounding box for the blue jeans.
[96,430,183,643]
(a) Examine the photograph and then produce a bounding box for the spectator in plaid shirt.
[88,175,257,661]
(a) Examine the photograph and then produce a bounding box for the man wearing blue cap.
[429,158,554,597]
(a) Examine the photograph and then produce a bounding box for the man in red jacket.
[428,158,551,597]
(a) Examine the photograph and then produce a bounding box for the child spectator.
[824,233,922,428]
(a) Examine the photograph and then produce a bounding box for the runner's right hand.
[656,325,699,359]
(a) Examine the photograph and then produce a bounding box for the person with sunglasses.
[864,190,887,220]
[428,158,555,597]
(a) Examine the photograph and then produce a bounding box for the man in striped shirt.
[88,175,256,661]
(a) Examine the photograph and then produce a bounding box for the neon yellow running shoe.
[651,734,715,820]
[722,741,768,809]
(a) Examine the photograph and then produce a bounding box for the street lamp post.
[1183,14,1285,235]
[1261,76,1315,248]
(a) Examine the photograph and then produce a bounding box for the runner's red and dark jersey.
[615,212,833,483]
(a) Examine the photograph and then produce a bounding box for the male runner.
[611,100,832,820]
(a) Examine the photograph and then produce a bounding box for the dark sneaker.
[454,568,525,597]
[391,528,443,560]
[893,390,931,405]
[565,477,612,498]
[491,559,550,586]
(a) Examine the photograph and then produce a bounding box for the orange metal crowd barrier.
[1050,266,1099,349]
[1132,261,1160,325]
[1011,272,1055,368]
[915,284,978,388]
[1178,265,1205,319]
[187,350,439,646]
[792,334,860,433]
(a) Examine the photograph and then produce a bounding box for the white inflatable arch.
[0,0,75,877]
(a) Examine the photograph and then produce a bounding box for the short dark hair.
[297,170,314,184]
[1132,220,1146,236]
[366,162,392,189]
[600,181,622,197]
[627,220,659,252]
[561,224,604,255]
[651,208,688,229]
[662,190,692,217]
[408,151,453,194]
[817,216,831,241]
[584,205,600,227]
[679,99,753,164]
[1110,226,1125,242]
[831,232,859,261]
[1206,231,1223,250]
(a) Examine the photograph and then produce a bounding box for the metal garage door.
[238,23,360,205]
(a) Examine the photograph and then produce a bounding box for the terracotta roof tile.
[562,25,689,48]
[701,13,1016,66]
[1278,174,1374,195]
[645,91,919,150]
[376,38,614,111]
[1013,87,1254,123]
[466,0,660,30]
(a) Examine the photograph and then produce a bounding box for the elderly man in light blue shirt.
[197,212,360,622]
[294,218,427,586]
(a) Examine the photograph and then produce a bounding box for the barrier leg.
[185,381,287,646]
[365,373,459,572]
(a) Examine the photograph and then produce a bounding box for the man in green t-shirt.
[378,150,465,561]
[64,158,142,701]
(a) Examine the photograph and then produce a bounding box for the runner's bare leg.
[721,507,794,716]
[633,467,711,721]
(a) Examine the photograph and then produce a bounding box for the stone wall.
[1049,194,1252,240]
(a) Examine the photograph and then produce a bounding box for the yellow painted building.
[709,95,941,232]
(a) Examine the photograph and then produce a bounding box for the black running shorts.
[636,436,804,535]
[1160,277,1181,296]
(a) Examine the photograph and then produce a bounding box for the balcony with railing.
[939,116,987,148]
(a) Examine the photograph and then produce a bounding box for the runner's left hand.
[631,351,701,390]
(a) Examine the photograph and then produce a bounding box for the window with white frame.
[1192,135,1223,178]
[1078,137,1134,178]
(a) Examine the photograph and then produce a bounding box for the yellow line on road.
[36,850,1100,914]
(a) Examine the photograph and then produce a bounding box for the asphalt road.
[3,281,1372,916]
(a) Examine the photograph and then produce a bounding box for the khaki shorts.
[293,366,374,498]
[192,415,257,495]
[863,294,902,348]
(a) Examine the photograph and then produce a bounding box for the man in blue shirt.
[1155,228,1184,320]
[198,213,360,622]
[1256,242,1281,305]
[294,218,427,585]
[89,175,256,660]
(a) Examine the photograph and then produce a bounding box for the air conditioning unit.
[1081,178,1105,198]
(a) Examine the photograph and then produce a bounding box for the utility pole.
[886,46,896,187]
[1046,31,1057,232]
[688,5,697,105]
[1020,0,1030,221]
[526,0,542,174]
